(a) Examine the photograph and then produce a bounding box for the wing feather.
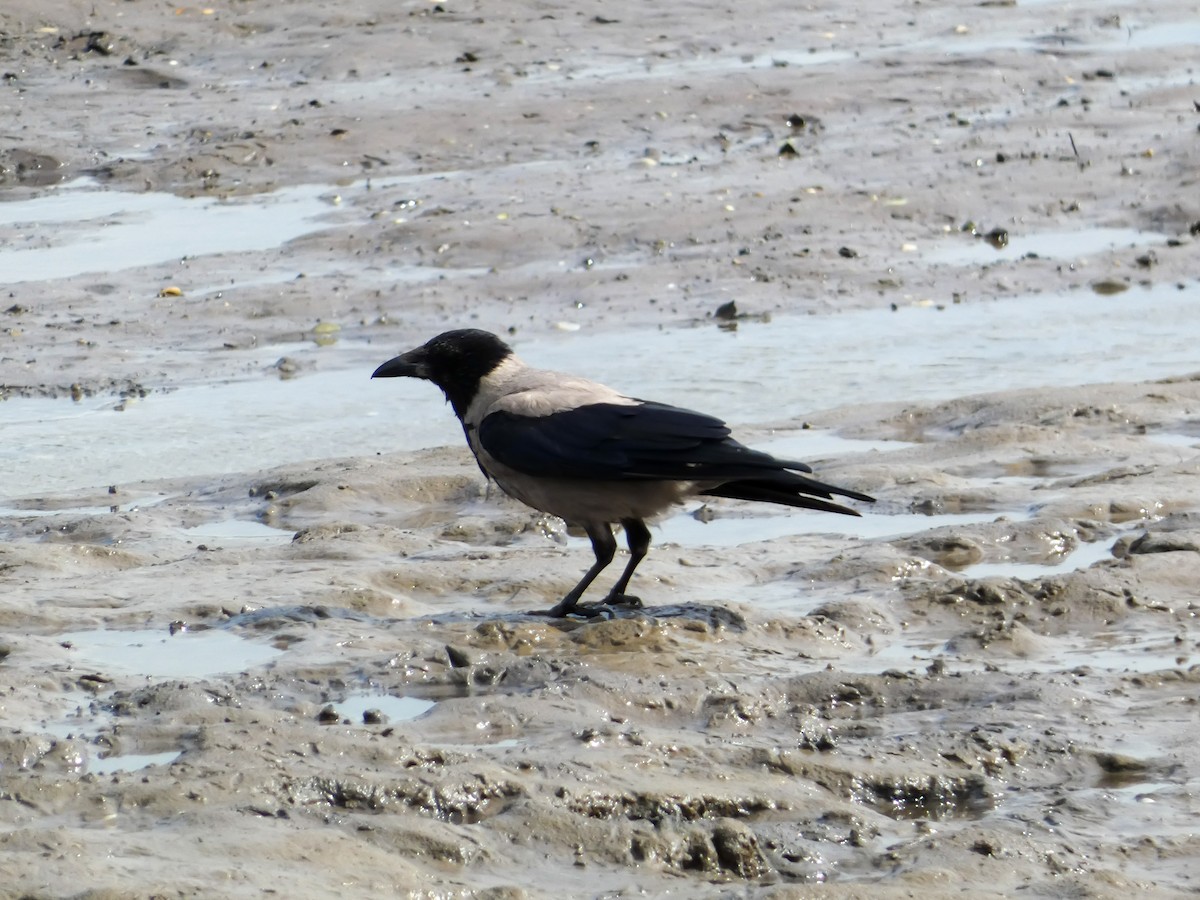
[478,401,811,482]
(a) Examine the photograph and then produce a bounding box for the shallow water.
[38,690,115,742]
[0,178,346,284]
[60,628,284,679]
[917,12,1200,56]
[1099,19,1200,49]
[957,535,1118,579]
[0,499,149,518]
[663,506,1024,548]
[90,750,182,775]
[511,282,1200,422]
[539,46,855,85]
[181,519,295,545]
[0,173,496,293]
[1,362,436,496]
[1146,431,1200,449]
[924,226,1167,266]
[4,282,1198,499]
[757,431,919,461]
[331,691,437,725]
[857,628,1191,677]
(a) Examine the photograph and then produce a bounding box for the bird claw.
[535,595,642,619]
[533,603,614,620]
[602,593,643,609]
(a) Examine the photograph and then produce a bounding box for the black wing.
[477,401,815,482]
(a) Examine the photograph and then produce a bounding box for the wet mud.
[2,1,1200,898]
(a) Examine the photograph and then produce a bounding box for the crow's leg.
[601,518,650,609]
[542,523,616,618]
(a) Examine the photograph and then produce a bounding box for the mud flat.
[2,1,1199,897]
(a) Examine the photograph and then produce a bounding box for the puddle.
[181,520,295,545]
[1057,636,1193,675]
[30,690,185,775]
[338,47,859,96]
[850,627,1189,677]
[0,500,149,518]
[757,431,919,462]
[952,457,1100,480]
[662,507,1021,548]
[330,691,436,725]
[521,283,1199,428]
[1113,70,1200,95]
[902,14,1200,57]
[38,689,115,742]
[443,737,523,752]
[0,361,458,497]
[89,750,181,776]
[0,171,487,290]
[551,47,855,85]
[0,178,347,284]
[60,628,283,679]
[1102,20,1200,50]
[925,227,1166,266]
[957,536,1118,580]
[1144,431,1200,450]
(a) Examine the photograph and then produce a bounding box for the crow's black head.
[372,329,513,418]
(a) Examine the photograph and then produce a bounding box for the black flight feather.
[476,402,868,515]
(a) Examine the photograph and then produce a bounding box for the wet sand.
[2,1,1199,897]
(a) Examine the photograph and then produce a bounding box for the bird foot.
[534,602,614,620]
[602,593,643,609]
[534,593,642,619]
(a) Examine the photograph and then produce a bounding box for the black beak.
[372,348,428,379]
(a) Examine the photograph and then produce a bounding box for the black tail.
[700,473,874,517]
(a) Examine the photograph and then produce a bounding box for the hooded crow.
[373,329,874,617]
